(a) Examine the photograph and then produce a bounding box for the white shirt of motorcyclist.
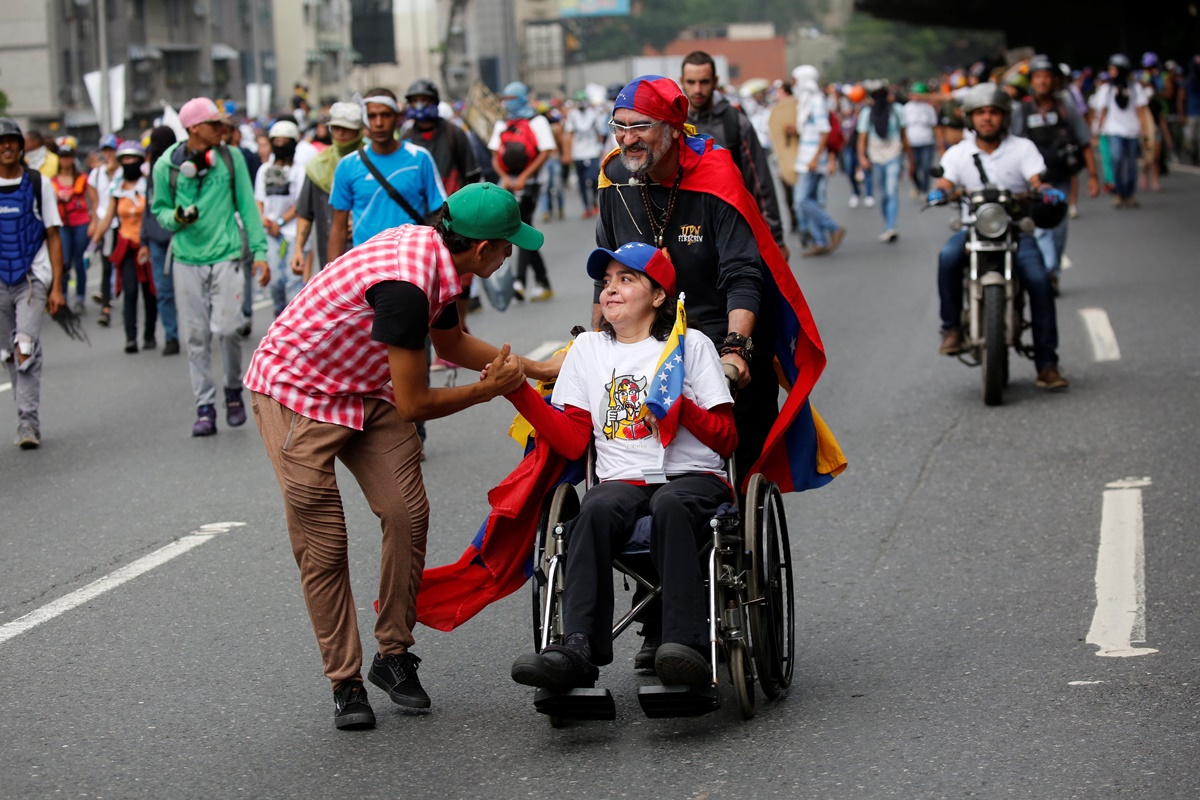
[940,133,1046,194]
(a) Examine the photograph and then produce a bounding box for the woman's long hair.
[597,274,678,342]
[1114,66,1132,110]
[870,87,892,139]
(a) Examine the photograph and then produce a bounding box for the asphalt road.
[1,167,1197,800]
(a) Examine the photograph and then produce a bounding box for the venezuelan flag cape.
[600,135,846,491]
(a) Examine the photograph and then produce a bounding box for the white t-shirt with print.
[551,330,732,482]
[0,171,63,287]
[940,134,1046,194]
[1094,82,1150,138]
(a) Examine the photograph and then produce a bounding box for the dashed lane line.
[1086,478,1158,657]
[1079,307,1122,362]
[0,522,245,645]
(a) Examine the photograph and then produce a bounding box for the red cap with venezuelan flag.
[613,75,690,131]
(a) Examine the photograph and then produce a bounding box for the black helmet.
[0,117,23,143]
[405,79,440,104]
[960,83,1012,130]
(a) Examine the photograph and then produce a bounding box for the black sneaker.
[162,338,180,356]
[368,652,431,710]
[634,637,660,673]
[333,682,376,731]
[654,643,711,689]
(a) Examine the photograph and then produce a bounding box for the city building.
[272,0,356,109]
[0,0,277,140]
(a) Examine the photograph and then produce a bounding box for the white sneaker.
[1068,204,1079,219]
[848,195,860,209]
[864,196,876,208]
[879,229,898,243]
[1060,254,1073,270]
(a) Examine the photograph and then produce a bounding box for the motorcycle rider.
[928,83,1069,390]
[1010,55,1099,294]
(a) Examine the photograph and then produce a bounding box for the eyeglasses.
[608,119,660,136]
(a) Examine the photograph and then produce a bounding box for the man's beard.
[619,133,672,179]
[976,128,1003,143]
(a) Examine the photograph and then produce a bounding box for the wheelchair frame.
[528,451,795,722]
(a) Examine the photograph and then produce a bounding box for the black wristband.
[720,332,753,363]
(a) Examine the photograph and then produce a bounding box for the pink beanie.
[178,97,223,129]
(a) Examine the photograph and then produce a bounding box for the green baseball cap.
[443,183,544,250]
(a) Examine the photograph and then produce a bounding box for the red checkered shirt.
[244,225,462,429]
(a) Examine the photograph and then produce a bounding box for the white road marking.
[1079,307,1121,362]
[0,522,244,645]
[525,340,569,362]
[1086,478,1157,658]
[0,382,9,394]
[1068,680,1105,686]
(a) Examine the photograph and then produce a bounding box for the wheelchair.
[527,447,795,724]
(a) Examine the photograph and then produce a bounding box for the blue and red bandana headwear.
[614,75,690,131]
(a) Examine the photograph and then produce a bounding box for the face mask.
[272,142,297,163]
[407,100,439,124]
[314,131,332,145]
[122,163,142,181]
[332,133,364,157]
[504,98,532,119]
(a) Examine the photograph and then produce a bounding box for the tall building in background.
[273,0,355,108]
[0,0,276,139]
[348,0,441,98]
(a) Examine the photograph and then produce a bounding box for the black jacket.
[688,94,785,248]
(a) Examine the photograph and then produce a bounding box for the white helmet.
[267,120,301,141]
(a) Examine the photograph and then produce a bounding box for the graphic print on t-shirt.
[603,370,653,441]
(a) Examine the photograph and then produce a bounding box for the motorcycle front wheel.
[982,283,1007,406]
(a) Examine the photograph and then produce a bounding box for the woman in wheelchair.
[494,242,737,692]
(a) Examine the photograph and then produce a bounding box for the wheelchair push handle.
[723,363,740,395]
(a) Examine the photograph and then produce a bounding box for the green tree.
[572,0,828,62]
[834,14,1004,84]
[0,89,8,116]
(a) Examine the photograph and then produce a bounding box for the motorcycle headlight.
[974,203,1010,238]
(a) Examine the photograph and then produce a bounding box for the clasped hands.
[477,343,527,397]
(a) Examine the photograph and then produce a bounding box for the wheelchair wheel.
[728,639,756,720]
[531,483,579,651]
[745,474,796,698]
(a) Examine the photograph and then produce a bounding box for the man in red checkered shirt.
[246,183,560,731]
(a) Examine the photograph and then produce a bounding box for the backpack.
[826,111,845,154]
[498,118,539,175]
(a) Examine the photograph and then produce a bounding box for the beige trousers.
[251,392,429,688]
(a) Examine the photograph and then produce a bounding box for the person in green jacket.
[151,97,269,436]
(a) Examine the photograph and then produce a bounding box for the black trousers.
[561,474,729,667]
[515,184,550,289]
[119,252,157,342]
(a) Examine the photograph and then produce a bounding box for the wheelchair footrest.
[637,684,721,718]
[533,687,617,721]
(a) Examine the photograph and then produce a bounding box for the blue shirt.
[330,141,447,246]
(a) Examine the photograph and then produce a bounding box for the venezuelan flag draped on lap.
[644,295,687,447]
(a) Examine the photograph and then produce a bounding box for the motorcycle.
[927,168,1040,406]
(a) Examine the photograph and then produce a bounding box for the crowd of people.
[0,45,1193,731]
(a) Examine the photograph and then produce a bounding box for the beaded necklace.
[638,167,684,249]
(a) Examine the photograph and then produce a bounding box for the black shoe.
[654,643,711,689]
[511,635,600,691]
[634,637,660,672]
[143,336,157,351]
[124,339,138,353]
[368,652,431,710]
[236,321,252,338]
[333,682,376,731]
[162,338,180,356]
[97,309,111,327]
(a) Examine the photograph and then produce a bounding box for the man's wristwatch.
[719,332,754,364]
[275,216,286,228]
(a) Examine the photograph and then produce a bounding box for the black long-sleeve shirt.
[595,153,763,344]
